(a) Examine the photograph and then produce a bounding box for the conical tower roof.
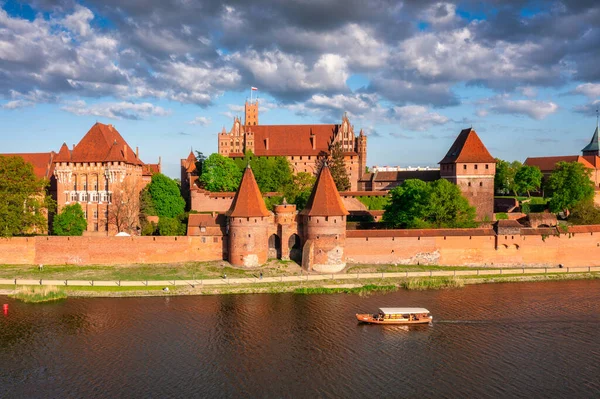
[227,166,270,218]
[300,164,349,216]
[582,120,600,153]
[54,142,71,162]
[439,128,494,164]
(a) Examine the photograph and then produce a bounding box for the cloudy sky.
[1,0,600,177]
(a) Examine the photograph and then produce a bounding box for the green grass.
[400,277,464,290]
[346,264,475,273]
[10,286,67,303]
[495,213,508,220]
[293,284,398,295]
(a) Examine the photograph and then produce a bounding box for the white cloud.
[421,2,458,27]
[61,100,171,120]
[490,99,558,120]
[3,100,33,109]
[573,83,600,99]
[392,105,449,131]
[188,116,211,125]
[61,5,94,37]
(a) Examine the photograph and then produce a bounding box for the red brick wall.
[228,216,270,267]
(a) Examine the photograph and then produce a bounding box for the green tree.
[546,161,595,213]
[0,155,54,237]
[200,153,242,192]
[147,174,186,218]
[383,179,477,228]
[494,159,522,195]
[53,204,87,236]
[315,142,351,192]
[195,151,206,176]
[234,151,293,192]
[157,216,186,236]
[514,165,543,197]
[282,172,316,210]
[569,200,600,225]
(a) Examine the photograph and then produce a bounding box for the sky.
[1,0,600,178]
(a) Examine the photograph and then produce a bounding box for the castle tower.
[582,116,600,157]
[439,128,496,221]
[227,165,271,267]
[357,129,367,177]
[244,100,259,126]
[300,164,349,273]
[273,199,298,261]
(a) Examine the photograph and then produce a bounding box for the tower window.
[468,182,471,187]
[463,165,467,170]
[485,164,489,169]
[474,164,478,170]
[479,182,483,187]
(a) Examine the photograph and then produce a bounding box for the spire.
[439,128,494,164]
[227,166,270,217]
[582,112,600,155]
[300,164,349,216]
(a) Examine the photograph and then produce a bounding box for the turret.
[227,165,271,267]
[300,164,349,273]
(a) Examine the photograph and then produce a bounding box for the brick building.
[2,123,160,235]
[216,101,367,191]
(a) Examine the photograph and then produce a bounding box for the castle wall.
[228,217,270,267]
[0,236,224,265]
[302,216,346,273]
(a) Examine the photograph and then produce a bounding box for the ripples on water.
[1,280,600,398]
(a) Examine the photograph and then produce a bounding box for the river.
[1,280,599,398]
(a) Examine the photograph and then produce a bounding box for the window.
[479,182,483,187]
[93,210,98,219]
[468,182,471,187]
[463,165,467,170]
[474,164,478,170]
[70,192,77,202]
[485,164,489,170]
[94,223,98,231]
[83,210,87,219]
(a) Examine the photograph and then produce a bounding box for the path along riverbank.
[1,266,599,298]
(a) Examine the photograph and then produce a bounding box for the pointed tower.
[582,114,600,157]
[357,129,367,182]
[439,128,496,221]
[300,164,349,273]
[227,165,271,267]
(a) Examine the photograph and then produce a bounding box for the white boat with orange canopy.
[356,308,433,325]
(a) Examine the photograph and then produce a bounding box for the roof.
[372,170,441,182]
[379,308,430,314]
[439,128,495,164]
[227,166,271,218]
[300,165,349,216]
[188,213,226,227]
[582,122,600,153]
[68,123,143,165]
[524,156,595,172]
[241,124,355,156]
[54,143,71,162]
[142,163,161,176]
[0,152,55,179]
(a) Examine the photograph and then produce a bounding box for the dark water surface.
[1,280,600,398]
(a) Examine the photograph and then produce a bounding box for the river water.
[1,280,599,398]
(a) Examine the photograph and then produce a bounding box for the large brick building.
[217,101,367,191]
[2,123,160,235]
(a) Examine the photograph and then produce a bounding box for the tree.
[569,200,600,225]
[514,165,543,197]
[195,151,206,176]
[494,159,521,195]
[157,216,186,236]
[234,151,293,192]
[0,155,54,237]
[282,172,316,210]
[546,161,595,213]
[315,142,350,192]
[383,179,477,228]
[146,174,186,218]
[200,153,242,192]
[53,204,87,236]
[108,176,141,234]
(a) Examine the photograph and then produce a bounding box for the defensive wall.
[3,225,600,268]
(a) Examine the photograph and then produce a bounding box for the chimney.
[159,156,162,165]
[136,146,139,158]
[265,138,269,150]
[123,145,127,161]
[72,144,75,150]
[311,134,316,150]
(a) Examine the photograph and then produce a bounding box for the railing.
[1,266,599,288]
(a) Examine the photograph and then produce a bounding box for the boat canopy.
[379,308,430,315]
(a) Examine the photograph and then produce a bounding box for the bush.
[53,204,87,236]
[157,217,186,236]
[357,195,390,210]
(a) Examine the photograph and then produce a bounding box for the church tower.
[227,165,271,267]
[357,129,367,177]
[244,100,259,126]
[300,164,349,273]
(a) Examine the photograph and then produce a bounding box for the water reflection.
[0,280,599,398]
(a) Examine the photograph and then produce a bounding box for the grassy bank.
[294,284,398,295]
[10,286,67,303]
[400,277,464,290]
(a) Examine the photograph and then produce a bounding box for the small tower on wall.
[439,128,496,221]
[300,164,349,273]
[227,165,271,267]
[244,100,259,126]
[357,129,367,177]
[582,115,600,156]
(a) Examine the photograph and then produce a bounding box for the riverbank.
[0,270,598,299]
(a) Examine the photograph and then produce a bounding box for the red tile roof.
[142,163,161,176]
[54,143,71,162]
[440,128,495,164]
[227,166,271,217]
[524,156,595,172]
[242,124,355,156]
[300,165,349,216]
[68,123,143,165]
[0,152,55,180]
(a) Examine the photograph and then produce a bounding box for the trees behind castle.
[0,155,55,237]
[383,179,477,229]
[53,204,87,236]
[546,161,594,213]
[140,173,187,236]
[495,159,542,197]
[315,142,351,192]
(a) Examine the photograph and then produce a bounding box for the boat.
[356,307,432,325]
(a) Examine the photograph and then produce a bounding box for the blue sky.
[1,0,599,178]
